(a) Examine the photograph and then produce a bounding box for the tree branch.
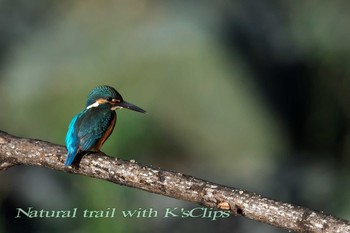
[0,130,349,232]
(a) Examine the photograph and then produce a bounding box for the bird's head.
[85,85,146,113]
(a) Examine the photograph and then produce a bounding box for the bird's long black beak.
[118,101,146,113]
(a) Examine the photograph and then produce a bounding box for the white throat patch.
[86,101,100,110]
[111,106,122,111]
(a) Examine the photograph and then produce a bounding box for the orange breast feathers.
[93,114,116,150]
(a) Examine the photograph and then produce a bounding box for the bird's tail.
[64,151,77,166]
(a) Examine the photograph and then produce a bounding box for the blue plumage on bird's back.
[65,113,83,166]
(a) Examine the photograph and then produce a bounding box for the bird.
[64,85,146,166]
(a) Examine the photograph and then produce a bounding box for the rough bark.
[0,130,349,232]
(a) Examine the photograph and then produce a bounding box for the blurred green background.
[1,1,350,232]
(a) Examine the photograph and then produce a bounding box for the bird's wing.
[77,108,116,151]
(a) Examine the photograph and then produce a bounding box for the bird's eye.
[106,97,113,102]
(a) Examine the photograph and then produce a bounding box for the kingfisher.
[64,85,146,166]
